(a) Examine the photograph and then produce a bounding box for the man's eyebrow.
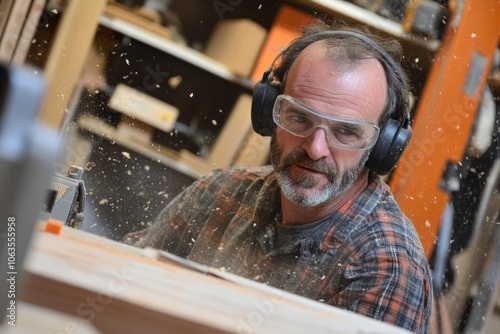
[288,107,308,116]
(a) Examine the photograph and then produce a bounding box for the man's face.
[271,42,388,207]
[271,132,370,207]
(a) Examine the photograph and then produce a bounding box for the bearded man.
[123,22,432,334]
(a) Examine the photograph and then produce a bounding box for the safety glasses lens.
[273,95,380,150]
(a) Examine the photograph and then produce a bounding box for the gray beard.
[270,132,369,207]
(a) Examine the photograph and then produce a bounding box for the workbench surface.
[13,224,409,334]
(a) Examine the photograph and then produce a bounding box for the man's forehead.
[283,47,388,124]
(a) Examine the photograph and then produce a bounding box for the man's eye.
[283,109,312,124]
[333,126,363,139]
[290,115,310,124]
[337,128,357,136]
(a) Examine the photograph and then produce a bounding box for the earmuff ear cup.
[366,119,412,175]
[251,80,282,136]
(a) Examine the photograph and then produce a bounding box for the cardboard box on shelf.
[204,19,267,78]
[109,83,179,133]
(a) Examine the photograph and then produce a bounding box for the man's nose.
[302,127,330,160]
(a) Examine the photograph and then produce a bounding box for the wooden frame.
[39,0,107,130]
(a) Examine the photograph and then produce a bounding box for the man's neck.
[280,169,369,226]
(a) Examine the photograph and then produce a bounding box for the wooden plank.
[207,94,254,168]
[77,115,204,179]
[103,2,171,39]
[39,0,107,130]
[19,225,410,334]
[0,0,32,63]
[0,0,15,39]
[11,0,47,65]
[97,15,252,90]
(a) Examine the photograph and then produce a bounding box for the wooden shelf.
[292,0,440,52]
[98,12,254,91]
[91,0,442,181]
[77,115,211,179]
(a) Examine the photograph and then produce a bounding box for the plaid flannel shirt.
[124,165,432,333]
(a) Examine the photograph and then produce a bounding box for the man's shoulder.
[353,175,428,263]
[364,174,410,224]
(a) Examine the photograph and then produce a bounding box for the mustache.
[280,151,336,179]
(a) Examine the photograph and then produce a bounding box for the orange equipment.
[389,0,500,258]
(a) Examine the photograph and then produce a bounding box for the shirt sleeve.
[121,172,213,254]
[331,244,432,334]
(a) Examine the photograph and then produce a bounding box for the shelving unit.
[17,0,455,241]
[9,1,448,241]
[72,0,442,180]
[77,114,206,179]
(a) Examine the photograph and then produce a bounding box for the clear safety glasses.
[272,95,380,150]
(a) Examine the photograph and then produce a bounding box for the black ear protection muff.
[251,30,412,175]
